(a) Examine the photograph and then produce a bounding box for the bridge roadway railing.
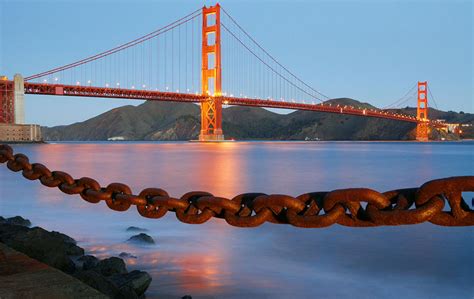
[1,144,472,228]
[22,82,448,126]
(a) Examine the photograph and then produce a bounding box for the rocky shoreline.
[0,216,152,298]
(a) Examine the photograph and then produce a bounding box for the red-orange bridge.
[1,3,443,141]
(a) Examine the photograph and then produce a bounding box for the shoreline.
[4,138,473,144]
[0,216,156,299]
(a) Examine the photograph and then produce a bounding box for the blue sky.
[1,0,472,127]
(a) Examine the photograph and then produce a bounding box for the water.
[1,141,473,299]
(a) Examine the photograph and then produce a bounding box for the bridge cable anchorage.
[1,144,473,228]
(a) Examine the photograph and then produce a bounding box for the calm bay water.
[1,141,473,299]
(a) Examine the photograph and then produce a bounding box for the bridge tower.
[0,77,15,124]
[199,3,224,141]
[416,81,429,141]
[0,74,24,124]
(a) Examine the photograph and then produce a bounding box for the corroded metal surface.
[1,144,472,228]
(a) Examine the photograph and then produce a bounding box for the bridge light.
[131,85,135,89]
[116,82,120,87]
[54,77,59,82]
[43,79,47,83]
[142,84,146,89]
[166,86,169,90]
[88,80,92,85]
[223,100,229,105]
[76,81,80,85]
[177,89,179,92]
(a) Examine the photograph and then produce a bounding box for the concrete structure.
[0,243,106,298]
[13,74,25,124]
[0,123,42,142]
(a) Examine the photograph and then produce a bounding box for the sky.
[0,0,472,127]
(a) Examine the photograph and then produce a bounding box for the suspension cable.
[26,9,202,81]
[221,7,330,100]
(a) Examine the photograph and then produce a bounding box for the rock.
[0,224,84,273]
[0,223,29,240]
[94,257,127,277]
[0,216,6,224]
[6,216,31,227]
[182,296,193,299]
[126,226,148,232]
[74,270,124,298]
[119,252,137,259]
[51,231,77,244]
[78,255,99,270]
[127,233,155,245]
[110,270,152,297]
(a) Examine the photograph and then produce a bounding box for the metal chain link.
[1,144,473,227]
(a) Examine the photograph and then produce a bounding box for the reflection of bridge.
[1,3,444,141]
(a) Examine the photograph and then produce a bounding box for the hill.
[43,98,474,141]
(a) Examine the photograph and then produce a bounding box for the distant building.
[107,136,126,141]
[0,123,42,142]
[435,119,464,134]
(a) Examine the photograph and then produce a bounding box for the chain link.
[1,144,473,227]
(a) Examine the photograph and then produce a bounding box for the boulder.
[74,270,125,298]
[119,252,137,259]
[127,233,155,245]
[0,216,6,224]
[0,225,84,273]
[126,226,148,232]
[0,223,29,240]
[110,270,152,297]
[94,257,127,276]
[51,231,77,245]
[182,296,193,299]
[6,216,31,227]
[78,255,99,270]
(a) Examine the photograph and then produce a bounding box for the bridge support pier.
[199,4,225,142]
[14,74,25,124]
[416,122,429,141]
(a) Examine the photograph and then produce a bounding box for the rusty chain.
[1,144,473,228]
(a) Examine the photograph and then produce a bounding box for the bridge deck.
[24,82,444,126]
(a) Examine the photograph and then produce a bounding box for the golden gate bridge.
[0,3,447,141]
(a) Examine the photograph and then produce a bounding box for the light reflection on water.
[0,141,473,299]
